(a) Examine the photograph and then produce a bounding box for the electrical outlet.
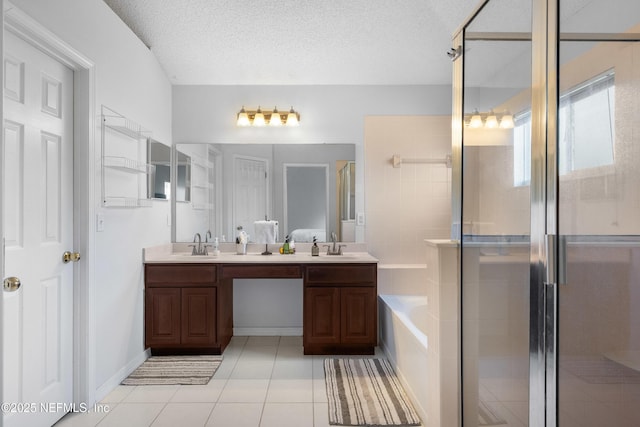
[96,213,105,232]
[356,212,365,226]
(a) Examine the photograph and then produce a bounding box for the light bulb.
[237,107,250,126]
[269,107,282,126]
[253,106,266,126]
[469,110,483,128]
[286,107,299,126]
[485,111,499,128]
[500,113,515,129]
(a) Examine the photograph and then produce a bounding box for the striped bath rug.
[122,355,223,385]
[324,358,421,426]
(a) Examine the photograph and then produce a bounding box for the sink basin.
[173,253,218,258]
[310,253,356,258]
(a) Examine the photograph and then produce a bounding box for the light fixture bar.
[236,106,300,127]
[464,109,514,129]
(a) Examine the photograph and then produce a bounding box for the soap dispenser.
[282,235,290,254]
[212,237,220,256]
[311,236,319,256]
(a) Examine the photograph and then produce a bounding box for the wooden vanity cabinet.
[303,264,377,355]
[144,264,232,355]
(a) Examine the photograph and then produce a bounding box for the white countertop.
[144,243,378,264]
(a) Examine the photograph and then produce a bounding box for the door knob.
[3,277,21,292]
[62,251,81,263]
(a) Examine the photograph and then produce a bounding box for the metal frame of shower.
[451,1,640,426]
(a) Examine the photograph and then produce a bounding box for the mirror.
[147,139,171,200]
[175,149,191,202]
[173,143,355,243]
[284,164,329,242]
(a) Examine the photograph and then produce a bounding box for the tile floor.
[55,336,384,427]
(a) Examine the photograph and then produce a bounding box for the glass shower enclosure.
[454,0,640,426]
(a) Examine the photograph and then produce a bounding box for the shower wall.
[364,115,451,295]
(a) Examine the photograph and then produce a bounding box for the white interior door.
[3,30,74,427]
[233,156,268,241]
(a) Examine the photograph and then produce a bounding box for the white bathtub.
[379,294,429,424]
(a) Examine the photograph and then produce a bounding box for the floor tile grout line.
[258,338,281,426]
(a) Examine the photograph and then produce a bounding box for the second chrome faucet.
[190,232,212,255]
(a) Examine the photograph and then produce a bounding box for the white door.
[3,31,74,427]
[233,156,268,241]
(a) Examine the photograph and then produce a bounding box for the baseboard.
[95,348,151,402]
[233,327,303,336]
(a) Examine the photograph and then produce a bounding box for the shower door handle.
[558,235,567,286]
[545,234,567,286]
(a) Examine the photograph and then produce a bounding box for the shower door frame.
[454,1,640,426]
[451,0,554,423]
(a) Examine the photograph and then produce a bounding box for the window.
[513,112,532,186]
[514,72,615,186]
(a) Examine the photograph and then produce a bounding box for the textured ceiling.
[102,0,638,86]
[102,0,479,85]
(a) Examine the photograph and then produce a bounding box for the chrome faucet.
[190,232,210,255]
[325,232,345,255]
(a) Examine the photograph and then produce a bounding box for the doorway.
[1,5,96,424]
[455,0,640,426]
[283,164,329,242]
[232,155,269,241]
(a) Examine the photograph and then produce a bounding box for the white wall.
[11,0,173,398]
[172,85,452,145]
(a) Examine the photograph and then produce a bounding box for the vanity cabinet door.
[181,288,217,346]
[303,263,377,354]
[304,287,341,344]
[341,287,376,344]
[145,264,229,354]
[145,288,181,346]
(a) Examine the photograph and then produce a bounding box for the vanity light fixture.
[465,109,514,129]
[236,106,300,127]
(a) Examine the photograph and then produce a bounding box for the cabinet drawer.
[145,264,217,286]
[305,264,376,285]
[222,264,302,279]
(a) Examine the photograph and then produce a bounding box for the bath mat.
[122,355,222,385]
[324,358,421,426]
[478,401,507,426]
[561,359,640,384]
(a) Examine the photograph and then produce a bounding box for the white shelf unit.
[101,106,154,207]
[190,155,214,210]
